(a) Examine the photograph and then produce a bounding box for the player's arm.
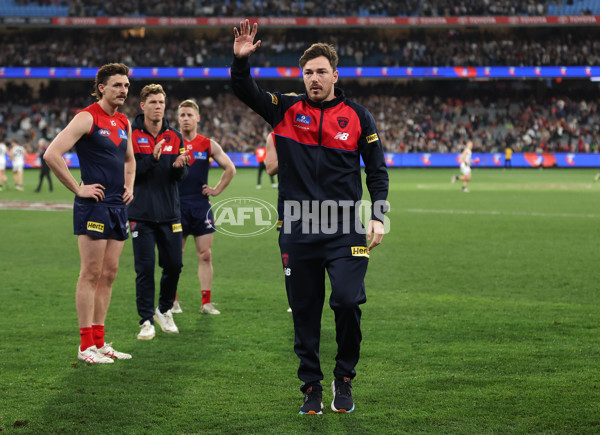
[122,120,136,205]
[357,109,389,251]
[265,133,278,175]
[202,139,236,197]
[44,111,105,201]
[172,134,190,182]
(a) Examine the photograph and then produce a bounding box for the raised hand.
[233,19,262,58]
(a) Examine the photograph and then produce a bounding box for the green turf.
[1,167,599,433]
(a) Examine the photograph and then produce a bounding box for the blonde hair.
[140,83,166,102]
[178,99,199,114]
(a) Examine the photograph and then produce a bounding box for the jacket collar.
[304,88,345,109]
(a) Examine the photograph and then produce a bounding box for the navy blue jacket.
[231,56,389,238]
[128,114,188,223]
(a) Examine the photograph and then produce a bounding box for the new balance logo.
[334,132,349,141]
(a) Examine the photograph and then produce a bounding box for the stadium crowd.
[2,80,599,155]
[59,0,551,18]
[3,27,600,67]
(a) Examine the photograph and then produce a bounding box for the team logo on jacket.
[99,129,111,137]
[337,117,349,129]
[295,114,312,125]
[282,253,289,267]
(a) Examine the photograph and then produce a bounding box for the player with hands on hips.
[44,63,136,364]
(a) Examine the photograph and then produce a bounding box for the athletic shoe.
[15,185,23,191]
[256,185,262,189]
[137,320,155,340]
[451,175,457,184]
[97,342,132,360]
[200,303,220,315]
[272,183,278,188]
[287,307,292,313]
[462,187,469,193]
[154,307,179,333]
[171,300,183,314]
[331,378,355,413]
[78,346,114,364]
[299,386,323,415]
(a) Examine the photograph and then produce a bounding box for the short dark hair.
[140,83,166,103]
[92,63,129,101]
[299,43,338,71]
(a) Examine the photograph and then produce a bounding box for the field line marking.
[403,208,600,218]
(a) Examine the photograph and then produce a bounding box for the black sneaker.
[331,377,354,413]
[299,386,323,415]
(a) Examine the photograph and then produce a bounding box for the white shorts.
[12,160,24,172]
[460,163,471,176]
[0,157,5,171]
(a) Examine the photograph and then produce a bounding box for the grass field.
[1,167,599,434]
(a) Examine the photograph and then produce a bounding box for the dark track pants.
[279,236,368,392]
[131,220,183,325]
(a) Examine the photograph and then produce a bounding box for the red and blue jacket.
[231,56,389,237]
[128,114,188,223]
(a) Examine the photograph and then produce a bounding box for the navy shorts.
[181,201,216,237]
[73,202,129,240]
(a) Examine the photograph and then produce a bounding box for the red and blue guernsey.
[75,102,129,207]
[179,134,211,208]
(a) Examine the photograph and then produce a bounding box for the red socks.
[79,327,94,351]
[201,290,211,305]
[92,324,105,349]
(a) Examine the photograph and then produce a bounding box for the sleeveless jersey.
[75,102,129,206]
[11,145,25,165]
[463,148,472,166]
[179,134,211,208]
[0,143,6,165]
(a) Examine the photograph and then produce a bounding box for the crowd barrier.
[8,152,599,169]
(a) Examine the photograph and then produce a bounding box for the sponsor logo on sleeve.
[172,223,182,232]
[268,92,278,105]
[87,221,105,233]
[118,129,128,140]
[351,246,370,258]
[366,133,379,144]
